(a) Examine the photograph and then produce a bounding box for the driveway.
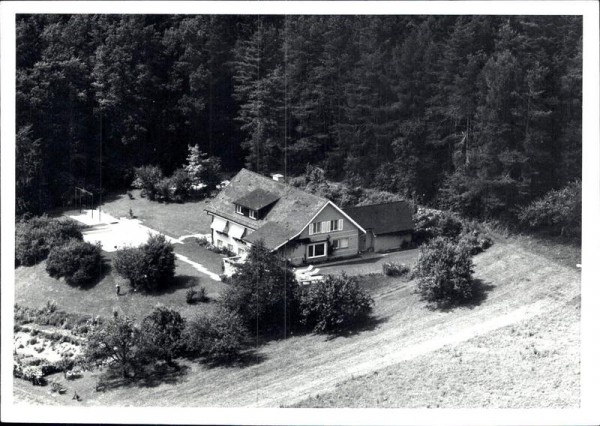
[318,249,420,276]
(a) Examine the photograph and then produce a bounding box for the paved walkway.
[175,253,221,281]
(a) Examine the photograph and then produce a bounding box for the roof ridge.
[346,199,410,209]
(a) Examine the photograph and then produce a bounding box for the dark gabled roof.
[345,201,414,235]
[242,222,297,248]
[233,188,280,211]
[205,169,329,250]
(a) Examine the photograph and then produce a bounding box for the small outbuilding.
[345,201,414,253]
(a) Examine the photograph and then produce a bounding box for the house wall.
[359,230,375,252]
[373,232,412,253]
[278,204,361,265]
[209,214,253,256]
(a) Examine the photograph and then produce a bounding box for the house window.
[249,209,257,220]
[330,219,343,231]
[309,219,343,235]
[307,242,327,259]
[332,238,349,250]
[216,239,223,248]
[236,205,243,215]
[228,243,234,252]
[309,222,321,235]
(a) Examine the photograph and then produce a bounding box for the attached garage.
[346,201,414,253]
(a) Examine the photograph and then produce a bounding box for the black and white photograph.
[1,1,599,424]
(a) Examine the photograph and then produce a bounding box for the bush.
[46,240,103,286]
[186,287,206,304]
[133,165,163,200]
[195,236,210,247]
[220,241,298,335]
[414,237,474,307]
[518,180,581,238]
[413,208,464,244]
[299,273,373,334]
[184,308,247,361]
[15,216,83,266]
[458,232,493,255]
[139,307,185,364]
[113,247,147,288]
[168,168,192,202]
[154,178,172,202]
[382,262,410,277]
[186,289,197,304]
[113,234,175,292]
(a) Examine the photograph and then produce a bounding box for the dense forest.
[16,15,582,221]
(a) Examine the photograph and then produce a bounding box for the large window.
[307,242,327,258]
[309,218,343,235]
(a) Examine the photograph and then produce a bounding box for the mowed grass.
[100,189,213,238]
[13,239,580,408]
[14,252,226,321]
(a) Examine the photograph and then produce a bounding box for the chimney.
[272,174,284,182]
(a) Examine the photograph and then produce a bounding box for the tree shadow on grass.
[150,275,200,296]
[323,314,390,341]
[201,349,266,370]
[75,259,112,290]
[99,362,190,390]
[428,279,495,313]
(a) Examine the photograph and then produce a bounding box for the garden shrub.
[15,216,83,266]
[133,165,163,200]
[46,240,103,286]
[184,308,247,361]
[414,237,475,307]
[139,306,185,364]
[299,273,373,334]
[382,262,410,277]
[167,168,192,202]
[154,177,172,202]
[458,232,493,255]
[113,234,175,292]
[186,287,206,304]
[195,236,210,247]
[186,289,197,304]
[518,180,581,238]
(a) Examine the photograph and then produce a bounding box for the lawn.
[14,252,226,321]
[13,239,581,407]
[99,189,213,238]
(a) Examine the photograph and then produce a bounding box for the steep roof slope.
[205,169,329,249]
[345,201,414,235]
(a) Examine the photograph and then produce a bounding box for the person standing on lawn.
[116,283,120,295]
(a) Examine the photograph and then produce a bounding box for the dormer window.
[233,188,280,221]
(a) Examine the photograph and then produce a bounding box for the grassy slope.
[13,239,580,408]
[293,298,580,408]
